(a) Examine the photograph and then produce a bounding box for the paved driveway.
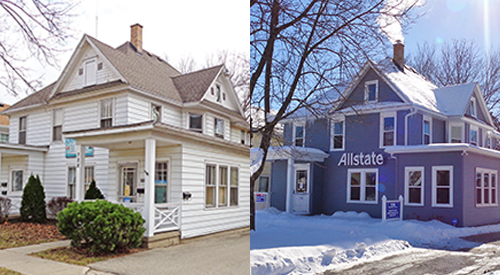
[89,230,250,275]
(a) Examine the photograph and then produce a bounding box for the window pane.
[258,176,269,192]
[476,172,482,187]
[484,173,490,187]
[436,170,450,186]
[492,188,497,204]
[451,126,461,142]
[53,109,63,125]
[155,186,167,203]
[350,187,360,200]
[436,188,450,204]
[189,114,202,131]
[53,125,62,141]
[100,118,112,128]
[477,188,482,204]
[493,174,496,188]
[424,121,430,135]
[334,122,343,135]
[230,167,238,187]
[366,172,376,186]
[230,187,238,206]
[206,186,215,207]
[295,138,303,147]
[424,134,430,145]
[383,132,394,146]
[409,171,422,187]
[334,136,343,149]
[365,187,376,201]
[470,130,477,144]
[295,126,304,138]
[296,170,307,193]
[367,84,376,101]
[19,117,26,131]
[101,100,112,118]
[12,170,23,191]
[219,166,228,186]
[350,172,361,186]
[384,117,394,131]
[484,189,490,204]
[409,188,421,204]
[215,119,224,138]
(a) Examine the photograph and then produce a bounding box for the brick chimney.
[130,23,143,53]
[393,40,404,71]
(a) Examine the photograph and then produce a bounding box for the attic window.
[469,97,476,117]
[97,62,103,71]
[216,85,221,102]
[211,87,214,95]
[364,80,378,103]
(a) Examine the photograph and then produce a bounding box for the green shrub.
[84,180,105,200]
[20,175,46,223]
[57,200,145,253]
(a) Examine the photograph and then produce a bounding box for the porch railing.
[154,203,181,233]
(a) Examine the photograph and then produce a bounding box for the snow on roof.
[375,58,439,112]
[433,82,476,116]
[336,101,410,114]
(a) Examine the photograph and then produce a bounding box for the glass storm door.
[292,164,311,214]
[120,165,137,202]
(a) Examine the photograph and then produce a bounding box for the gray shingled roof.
[4,35,234,115]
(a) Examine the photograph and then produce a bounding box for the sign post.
[382,195,403,221]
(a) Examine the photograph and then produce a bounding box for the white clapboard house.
[0,24,250,243]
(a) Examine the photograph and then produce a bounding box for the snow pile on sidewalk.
[250,208,500,275]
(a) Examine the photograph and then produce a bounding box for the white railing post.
[382,195,387,221]
[399,195,404,221]
[144,138,156,237]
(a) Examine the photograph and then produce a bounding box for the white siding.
[8,116,18,144]
[179,142,249,239]
[64,101,98,131]
[127,94,150,124]
[26,109,51,146]
[115,95,128,126]
[163,105,182,128]
[231,128,241,144]
[203,75,242,113]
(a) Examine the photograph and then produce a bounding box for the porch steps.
[141,231,181,249]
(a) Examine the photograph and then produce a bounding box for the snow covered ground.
[250,208,500,275]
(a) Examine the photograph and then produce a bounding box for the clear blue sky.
[400,0,500,58]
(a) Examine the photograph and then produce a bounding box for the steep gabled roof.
[172,65,224,103]
[3,83,56,114]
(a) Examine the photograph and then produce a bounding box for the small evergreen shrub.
[57,200,145,253]
[84,180,105,200]
[46,196,73,219]
[20,175,46,223]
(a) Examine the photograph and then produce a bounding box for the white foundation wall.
[180,142,250,239]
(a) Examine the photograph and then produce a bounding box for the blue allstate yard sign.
[382,195,403,221]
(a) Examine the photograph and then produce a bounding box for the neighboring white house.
[0,24,250,241]
[0,104,9,143]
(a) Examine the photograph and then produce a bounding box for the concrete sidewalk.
[0,229,250,275]
[0,241,113,275]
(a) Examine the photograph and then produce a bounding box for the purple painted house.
[260,42,500,227]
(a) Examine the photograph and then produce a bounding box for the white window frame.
[404,166,424,206]
[0,133,8,142]
[469,97,476,118]
[188,113,204,133]
[331,119,345,151]
[150,103,161,122]
[214,118,225,139]
[204,162,239,209]
[470,124,479,146]
[52,108,63,142]
[380,112,397,148]
[230,167,239,207]
[294,163,310,194]
[99,98,114,128]
[347,168,378,204]
[293,122,305,147]
[364,80,379,103]
[423,115,432,145]
[67,166,76,199]
[449,122,463,143]
[432,166,453,207]
[476,167,498,207]
[9,167,25,194]
[154,159,170,203]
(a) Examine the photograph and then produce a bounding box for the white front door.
[120,164,137,202]
[292,163,310,214]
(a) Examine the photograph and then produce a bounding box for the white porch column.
[75,144,86,201]
[144,138,156,237]
[286,157,294,213]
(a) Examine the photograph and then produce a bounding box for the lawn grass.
[31,246,146,266]
[0,220,65,249]
[0,267,23,275]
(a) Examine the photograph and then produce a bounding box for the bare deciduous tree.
[0,0,76,96]
[250,0,422,230]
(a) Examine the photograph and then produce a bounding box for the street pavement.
[323,233,500,275]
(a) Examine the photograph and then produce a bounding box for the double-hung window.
[332,120,344,150]
[470,125,478,146]
[214,118,225,139]
[53,109,63,141]
[380,112,396,147]
[423,117,431,145]
[11,169,23,192]
[19,116,26,144]
[218,166,228,206]
[347,169,378,203]
[230,167,239,206]
[450,124,462,143]
[364,80,378,103]
[155,161,169,203]
[294,124,305,147]
[476,168,497,206]
[432,166,453,207]
[0,133,8,142]
[405,167,424,205]
[205,164,216,207]
[189,113,203,133]
[205,164,239,208]
[100,99,113,128]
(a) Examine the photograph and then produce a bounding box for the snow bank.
[251,208,500,274]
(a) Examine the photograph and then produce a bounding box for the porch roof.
[63,121,249,153]
[0,142,49,153]
[261,146,329,162]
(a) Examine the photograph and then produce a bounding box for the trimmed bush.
[57,200,145,253]
[46,196,73,219]
[84,180,105,200]
[20,175,46,223]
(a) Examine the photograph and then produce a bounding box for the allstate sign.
[337,152,384,166]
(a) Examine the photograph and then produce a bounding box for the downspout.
[405,108,417,146]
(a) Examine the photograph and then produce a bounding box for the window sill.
[346,200,378,204]
[475,204,499,208]
[431,204,453,208]
[204,205,239,211]
[404,203,424,207]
